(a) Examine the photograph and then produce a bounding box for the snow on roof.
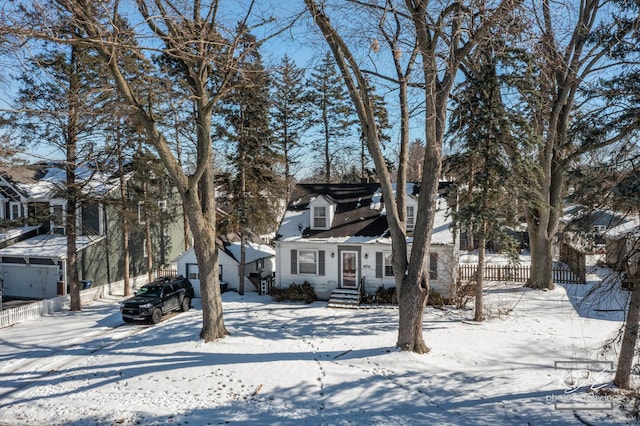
[277,210,309,240]
[10,164,120,200]
[225,241,275,264]
[604,216,640,238]
[0,226,40,244]
[276,182,454,245]
[0,234,103,259]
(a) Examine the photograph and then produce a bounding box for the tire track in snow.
[0,322,154,404]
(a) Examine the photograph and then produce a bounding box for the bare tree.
[1,0,291,341]
[516,0,640,290]
[304,0,519,352]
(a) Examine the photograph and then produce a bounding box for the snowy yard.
[0,271,634,425]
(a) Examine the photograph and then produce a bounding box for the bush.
[270,282,317,304]
[375,286,397,304]
[427,290,445,307]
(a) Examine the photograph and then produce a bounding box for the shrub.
[375,286,397,304]
[270,282,317,304]
[427,290,445,307]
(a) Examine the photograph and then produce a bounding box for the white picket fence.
[0,296,69,328]
[0,273,149,328]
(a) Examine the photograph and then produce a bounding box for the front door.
[341,251,358,288]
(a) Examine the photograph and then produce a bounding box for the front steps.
[327,288,360,309]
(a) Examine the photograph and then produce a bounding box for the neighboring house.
[602,216,640,277]
[174,233,275,298]
[560,205,634,251]
[0,162,187,299]
[273,182,458,302]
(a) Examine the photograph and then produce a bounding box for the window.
[406,206,415,231]
[384,252,394,277]
[299,250,317,274]
[313,206,327,228]
[143,238,148,258]
[219,264,223,281]
[51,205,63,225]
[10,202,21,220]
[138,201,146,225]
[158,200,167,211]
[429,253,438,280]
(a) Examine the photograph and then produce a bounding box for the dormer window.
[313,206,327,228]
[406,205,415,231]
[309,195,335,230]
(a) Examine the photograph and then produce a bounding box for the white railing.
[0,273,150,328]
[0,295,69,328]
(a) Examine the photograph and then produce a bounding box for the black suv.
[120,276,195,324]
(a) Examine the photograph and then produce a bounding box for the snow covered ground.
[0,268,634,425]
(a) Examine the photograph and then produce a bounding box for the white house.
[174,234,276,297]
[273,182,459,302]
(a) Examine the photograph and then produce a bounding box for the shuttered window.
[299,250,317,274]
[291,249,297,274]
[430,253,438,280]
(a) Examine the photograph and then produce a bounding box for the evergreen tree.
[307,51,357,183]
[448,47,522,321]
[358,78,391,182]
[217,26,283,294]
[271,55,311,193]
[11,42,108,311]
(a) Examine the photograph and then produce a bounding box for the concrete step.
[327,288,360,309]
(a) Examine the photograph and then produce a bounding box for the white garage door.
[1,264,60,299]
[185,263,201,298]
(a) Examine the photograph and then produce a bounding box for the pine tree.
[11,42,108,311]
[217,26,283,294]
[307,51,357,183]
[271,55,311,193]
[448,48,521,321]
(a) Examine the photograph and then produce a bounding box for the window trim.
[298,249,318,274]
[406,205,415,231]
[383,251,394,277]
[138,201,146,225]
[9,201,21,220]
[313,206,327,229]
[429,252,438,280]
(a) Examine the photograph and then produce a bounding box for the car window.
[136,285,162,297]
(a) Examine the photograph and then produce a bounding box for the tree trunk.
[67,45,81,312]
[527,226,555,290]
[184,190,228,342]
[323,107,331,183]
[397,274,429,353]
[239,232,246,296]
[144,192,153,283]
[117,134,131,297]
[614,273,640,389]
[475,235,486,322]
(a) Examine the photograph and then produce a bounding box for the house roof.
[0,162,122,200]
[0,234,103,260]
[0,226,40,244]
[172,234,275,265]
[562,204,640,237]
[276,182,454,245]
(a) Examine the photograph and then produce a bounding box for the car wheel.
[123,317,133,323]
[181,297,191,312]
[151,308,163,324]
